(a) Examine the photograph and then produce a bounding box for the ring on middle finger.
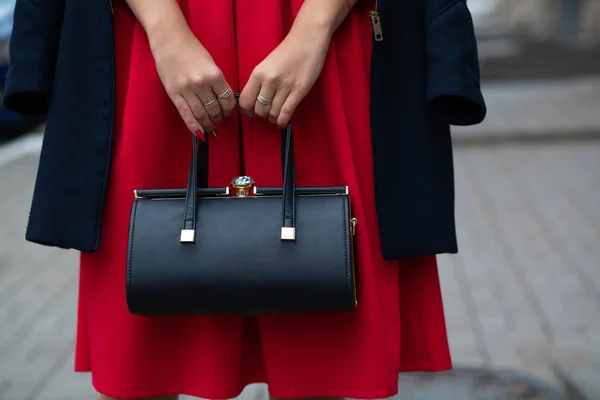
[256,94,273,106]
[217,88,233,99]
[202,95,217,106]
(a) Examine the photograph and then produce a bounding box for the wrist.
[290,13,336,44]
[145,13,192,52]
[290,0,351,40]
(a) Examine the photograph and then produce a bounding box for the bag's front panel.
[127,194,355,316]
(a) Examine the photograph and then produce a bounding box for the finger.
[182,90,216,132]
[277,91,303,128]
[254,84,276,119]
[268,88,292,125]
[196,88,223,125]
[212,84,236,117]
[239,75,262,117]
[172,94,206,142]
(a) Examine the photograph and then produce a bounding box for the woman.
[5,0,486,399]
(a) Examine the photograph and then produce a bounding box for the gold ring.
[202,95,217,106]
[256,94,273,106]
[217,88,233,99]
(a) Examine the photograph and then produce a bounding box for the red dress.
[76,1,452,398]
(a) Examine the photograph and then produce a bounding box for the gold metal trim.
[134,190,140,199]
[216,187,231,196]
[280,227,296,241]
[231,176,255,197]
[351,249,358,306]
[349,217,358,306]
[235,187,251,197]
[180,229,196,243]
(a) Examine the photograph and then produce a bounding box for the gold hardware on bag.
[231,176,255,197]
[351,218,357,236]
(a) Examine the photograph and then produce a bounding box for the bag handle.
[180,95,296,243]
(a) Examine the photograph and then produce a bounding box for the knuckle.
[252,68,265,80]
[177,105,193,120]
[209,111,222,121]
[277,116,289,128]
[166,86,178,97]
[178,77,195,90]
[206,68,223,82]
[166,82,184,96]
[193,109,207,120]
[222,106,234,116]
[292,80,309,94]
[198,114,212,125]
[253,68,278,83]
[282,78,295,89]
[280,106,294,117]
[239,102,252,113]
[265,73,280,85]
[190,103,206,118]
[190,75,207,87]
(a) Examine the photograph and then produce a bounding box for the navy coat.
[4,0,486,260]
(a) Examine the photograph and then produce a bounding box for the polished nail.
[195,130,206,142]
[211,130,217,138]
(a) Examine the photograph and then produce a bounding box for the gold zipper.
[370,0,383,41]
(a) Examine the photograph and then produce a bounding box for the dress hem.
[81,363,452,400]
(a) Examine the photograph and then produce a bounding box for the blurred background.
[1,0,599,399]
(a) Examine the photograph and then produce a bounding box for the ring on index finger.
[202,95,217,106]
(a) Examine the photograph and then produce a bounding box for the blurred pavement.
[1,76,600,399]
[453,76,600,142]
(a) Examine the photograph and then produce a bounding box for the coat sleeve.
[425,0,486,126]
[3,0,65,116]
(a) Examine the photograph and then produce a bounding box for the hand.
[238,26,332,127]
[149,27,236,140]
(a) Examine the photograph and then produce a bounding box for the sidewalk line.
[0,133,43,169]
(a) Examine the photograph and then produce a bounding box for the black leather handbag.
[126,119,358,316]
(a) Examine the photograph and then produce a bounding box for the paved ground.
[452,77,600,141]
[1,138,599,399]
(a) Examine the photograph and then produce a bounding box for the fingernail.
[195,130,206,142]
[211,130,217,138]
